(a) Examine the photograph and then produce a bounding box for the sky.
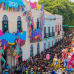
[27,0,38,2]
[71,0,74,2]
[27,0,74,2]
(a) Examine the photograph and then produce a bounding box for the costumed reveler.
[64,56,68,67]
[52,54,60,70]
[61,49,66,64]
[0,39,6,63]
[67,56,73,73]
[71,37,74,47]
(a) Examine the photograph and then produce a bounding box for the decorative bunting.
[30,37,42,43]
[0,0,24,12]
[26,0,44,11]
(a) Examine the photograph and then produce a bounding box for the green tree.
[38,0,74,31]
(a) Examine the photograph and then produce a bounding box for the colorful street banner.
[0,0,24,12]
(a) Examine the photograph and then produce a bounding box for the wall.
[23,9,43,60]
[0,10,26,32]
[0,7,43,61]
[0,10,27,64]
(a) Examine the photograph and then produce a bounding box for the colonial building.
[43,10,55,52]
[55,15,63,43]
[0,0,44,72]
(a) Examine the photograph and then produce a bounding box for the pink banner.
[29,0,37,9]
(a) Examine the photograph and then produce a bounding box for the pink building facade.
[55,15,63,43]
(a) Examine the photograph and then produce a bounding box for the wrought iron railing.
[44,32,55,38]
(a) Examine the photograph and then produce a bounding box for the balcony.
[30,37,42,43]
[44,33,48,38]
[44,32,55,38]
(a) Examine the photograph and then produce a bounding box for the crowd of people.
[1,33,73,74]
[11,33,73,74]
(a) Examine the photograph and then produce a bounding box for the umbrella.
[2,39,8,46]
[0,30,4,37]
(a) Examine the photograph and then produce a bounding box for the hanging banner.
[0,0,24,12]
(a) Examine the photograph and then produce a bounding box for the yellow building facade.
[0,0,44,72]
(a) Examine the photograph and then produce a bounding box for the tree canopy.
[38,0,74,31]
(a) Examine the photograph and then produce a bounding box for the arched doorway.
[2,15,8,33]
[30,44,33,57]
[17,16,22,30]
[37,43,40,54]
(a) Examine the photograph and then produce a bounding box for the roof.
[43,10,53,15]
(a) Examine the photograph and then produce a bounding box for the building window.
[37,18,39,29]
[52,26,54,33]
[48,27,50,33]
[52,40,54,46]
[30,44,33,57]
[44,27,46,37]
[55,25,57,32]
[60,25,61,31]
[2,15,8,33]
[48,41,50,48]
[58,25,59,31]
[37,43,40,54]
[17,16,22,30]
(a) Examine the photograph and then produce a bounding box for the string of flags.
[25,0,44,11]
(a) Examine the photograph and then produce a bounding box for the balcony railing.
[44,32,55,38]
[44,33,48,38]
[30,37,42,43]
